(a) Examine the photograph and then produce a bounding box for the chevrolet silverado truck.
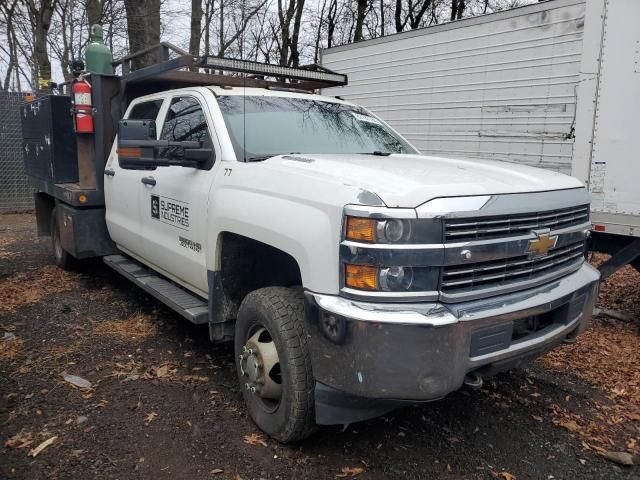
[22,44,600,443]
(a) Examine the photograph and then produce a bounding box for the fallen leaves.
[336,466,364,477]
[144,363,179,380]
[538,254,640,457]
[492,472,516,480]
[4,431,33,449]
[144,412,158,424]
[93,313,159,340]
[600,450,634,466]
[0,265,79,314]
[0,334,23,360]
[182,375,209,383]
[28,436,57,457]
[0,233,18,259]
[155,364,171,378]
[554,418,581,434]
[242,433,267,447]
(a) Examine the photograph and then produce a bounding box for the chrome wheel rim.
[239,326,282,412]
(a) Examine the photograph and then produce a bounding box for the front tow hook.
[463,372,483,389]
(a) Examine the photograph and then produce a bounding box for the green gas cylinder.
[85,25,113,75]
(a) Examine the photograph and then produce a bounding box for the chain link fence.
[0,92,33,212]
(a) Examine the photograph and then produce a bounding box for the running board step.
[103,254,208,325]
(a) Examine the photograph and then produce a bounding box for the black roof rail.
[116,44,347,95]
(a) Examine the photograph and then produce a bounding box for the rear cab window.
[127,99,164,121]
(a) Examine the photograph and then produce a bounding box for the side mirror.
[117,119,214,170]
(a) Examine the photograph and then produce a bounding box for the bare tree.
[24,0,57,89]
[85,0,102,26]
[276,0,305,66]
[353,0,369,41]
[312,0,327,63]
[123,0,160,69]
[0,1,20,90]
[450,0,465,20]
[189,0,203,60]
[326,0,337,48]
[395,0,434,32]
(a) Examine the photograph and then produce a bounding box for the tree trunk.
[450,0,465,20]
[354,0,368,41]
[123,0,161,69]
[27,0,57,90]
[456,0,465,19]
[277,0,291,66]
[218,0,225,56]
[327,0,337,48]
[313,0,327,64]
[409,0,431,29]
[395,0,403,32]
[189,0,202,62]
[203,0,212,56]
[1,1,19,90]
[289,0,305,66]
[85,0,103,26]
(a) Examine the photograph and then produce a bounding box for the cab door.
[137,93,218,296]
[105,98,164,258]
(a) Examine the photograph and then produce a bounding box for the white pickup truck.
[24,53,599,443]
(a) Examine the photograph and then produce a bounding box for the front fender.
[208,183,346,294]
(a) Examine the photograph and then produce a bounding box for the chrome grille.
[441,241,585,293]
[444,205,590,242]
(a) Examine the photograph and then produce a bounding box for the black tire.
[235,287,316,443]
[51,207,77,271]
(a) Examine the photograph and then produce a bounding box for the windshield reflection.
[217,95,417,161]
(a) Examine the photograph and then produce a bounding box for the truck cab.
[23,50,600,443]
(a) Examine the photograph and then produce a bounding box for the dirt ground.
[1,213,638,480]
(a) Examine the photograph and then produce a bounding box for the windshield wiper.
[246,152,303,162]
[359,151,391,156]
[245,155,276,162]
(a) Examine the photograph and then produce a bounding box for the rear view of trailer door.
[587,0,640,237]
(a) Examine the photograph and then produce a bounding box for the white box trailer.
[321,0,640,277]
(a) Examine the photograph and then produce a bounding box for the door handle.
[141,176,156,186]
[104,168,115,177]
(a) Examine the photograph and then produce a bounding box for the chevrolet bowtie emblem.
[527,231,558,257]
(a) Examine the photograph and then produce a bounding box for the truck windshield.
[216,95,417,161]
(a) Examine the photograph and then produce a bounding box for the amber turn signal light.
[345,264,378,290]
[116,147,142,158]
[345,217,376,242]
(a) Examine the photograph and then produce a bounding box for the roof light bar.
[197,56,348,86]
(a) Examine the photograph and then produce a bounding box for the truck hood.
[265,153,584,208]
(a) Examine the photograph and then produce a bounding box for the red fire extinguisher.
[72,78,94,133]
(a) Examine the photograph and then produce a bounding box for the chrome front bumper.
[305,263,599,410]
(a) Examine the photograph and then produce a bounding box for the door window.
[160,96,212,146]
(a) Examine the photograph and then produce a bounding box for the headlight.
[378,219,410,243]
[342,212,442,297]
[344,263,438,292]
[379,266,413,291]
[344,216,440,244]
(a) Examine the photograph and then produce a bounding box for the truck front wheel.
[51,208,76,270]
[235,287,316,443]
